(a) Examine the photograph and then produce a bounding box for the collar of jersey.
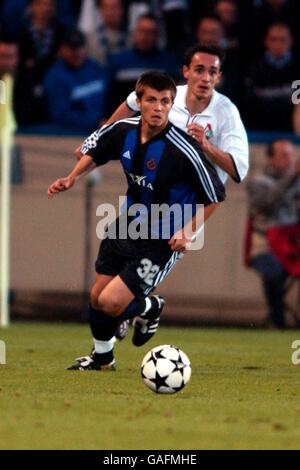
[176,85,218,118]
[137,120,172,144]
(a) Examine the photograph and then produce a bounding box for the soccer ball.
[141,345,192,394]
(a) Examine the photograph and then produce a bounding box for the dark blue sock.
[87,298,148,339]
[87,304,119,341]
[118,298,147,321]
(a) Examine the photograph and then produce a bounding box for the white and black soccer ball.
[141,345,191,394]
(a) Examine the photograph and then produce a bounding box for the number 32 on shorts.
[137,259,160,287]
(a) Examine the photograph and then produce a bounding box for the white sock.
[93,337,115,354]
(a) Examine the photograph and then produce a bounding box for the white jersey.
[127,85,249,184]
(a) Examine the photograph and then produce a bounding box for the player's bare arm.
[105,100,136,127]
[169,203,219,253]
[187,123,239,181]
[48,155,96,198]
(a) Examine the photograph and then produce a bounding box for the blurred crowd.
[0,0,300,134]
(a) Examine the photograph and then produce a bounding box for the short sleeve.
[80,123,122,166]
[218,103,249,183]
[126,91,140,112]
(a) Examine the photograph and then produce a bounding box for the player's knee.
[98,293,122,317]
[90,285,101,309]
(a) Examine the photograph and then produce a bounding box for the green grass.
[1,322,300,450]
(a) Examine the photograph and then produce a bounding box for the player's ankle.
[92,350,114,366]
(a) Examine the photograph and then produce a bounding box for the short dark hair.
[30,0,54,4]
[61,29,86,49]
[198,14,223,26]
[216,0,237,7]
[0,33,18,46]
[266,139,291,158]
[184,43,225,69]
[135,71,177,101]
[266,21,291,34]
[136,13,158,25]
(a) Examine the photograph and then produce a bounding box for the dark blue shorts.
[95,236,180,298]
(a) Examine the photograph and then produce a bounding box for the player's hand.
[187,124,210,151]
[168,230,192,254]
[47,176,75,198]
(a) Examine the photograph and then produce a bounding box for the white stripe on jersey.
[170,126,218,199]
[166,127,218,203]
[81,117,141,155]
[98,117,141,139]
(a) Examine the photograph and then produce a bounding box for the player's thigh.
[98,275,135,316]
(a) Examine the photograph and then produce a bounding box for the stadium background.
[1,0,298,326]
[10,134,299,326]
[1,0,300,452]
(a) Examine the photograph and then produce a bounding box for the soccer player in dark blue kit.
[48,71,225,371]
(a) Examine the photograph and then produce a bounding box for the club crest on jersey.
[146,158,156,171]
[127,172,154,190]
[205,124,214,139]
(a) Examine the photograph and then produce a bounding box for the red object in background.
[267,224,300,277]
[244,217,254,267]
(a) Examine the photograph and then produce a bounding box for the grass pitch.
[0,322,300,450]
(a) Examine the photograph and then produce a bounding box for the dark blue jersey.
[81,117,225,237]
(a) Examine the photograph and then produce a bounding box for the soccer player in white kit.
[106,44,249,186]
